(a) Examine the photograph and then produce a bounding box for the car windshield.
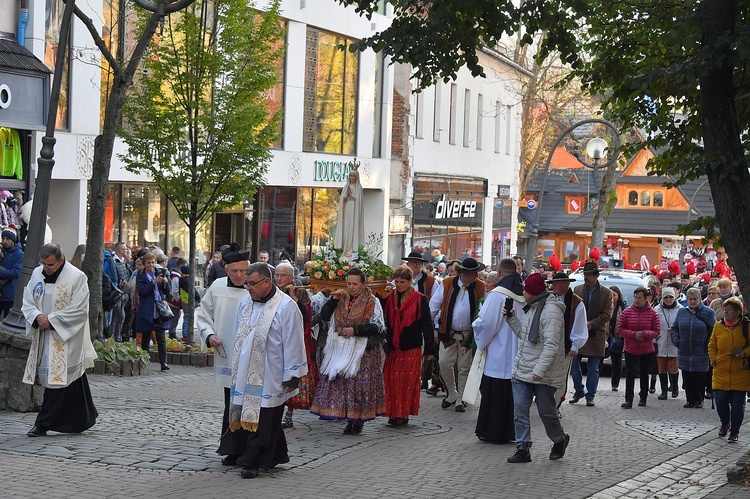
[570,271,653,306]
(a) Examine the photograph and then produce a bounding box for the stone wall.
[0,329,43,412]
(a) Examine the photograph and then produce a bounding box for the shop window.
[45,0,71,130]
[297,187,341,264]
[121,185,166,249]
[640,191,651,206]
[628,190,638,205]
[303,28,358,154]
[653,191,664,207]
[259,187,297,265]
[563,241,580,263]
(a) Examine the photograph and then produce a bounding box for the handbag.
[463,348,485,406]
[155,299,174,322]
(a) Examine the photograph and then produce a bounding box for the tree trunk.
[188,217,197,345]
[699,1,750,300]
[590,159,619,257]
[78,12,163,339]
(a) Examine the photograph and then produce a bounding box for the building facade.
[389,47,528,267]
[3,0,394,266]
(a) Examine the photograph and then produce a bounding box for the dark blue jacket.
[0,243,23,302]
[671,304,716,372]
[135,270,170,333]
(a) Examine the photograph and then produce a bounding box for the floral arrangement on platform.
[306,233,392,282]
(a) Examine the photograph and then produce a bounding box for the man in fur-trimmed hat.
[569,260,612,407]
[429,257,486,412]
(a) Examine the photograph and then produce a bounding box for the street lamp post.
[524,119,621,275]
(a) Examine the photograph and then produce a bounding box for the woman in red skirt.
[383,266,435,426]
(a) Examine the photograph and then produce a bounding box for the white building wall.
[407,49,527,263]
[14,0,394,254]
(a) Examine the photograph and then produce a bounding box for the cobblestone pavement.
[1,364,748,498]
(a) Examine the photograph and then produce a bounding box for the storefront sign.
[435,195,477,220]
[313,159,351,182]
[0,71,49,129]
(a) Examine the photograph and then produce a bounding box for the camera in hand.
[504,297,514,316]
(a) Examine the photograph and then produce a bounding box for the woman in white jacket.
[654,287,682,399]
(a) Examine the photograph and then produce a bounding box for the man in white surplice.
[22,243,97,437]
[196,242,250,446]
[216,262,307,479]
[471,258,526,443]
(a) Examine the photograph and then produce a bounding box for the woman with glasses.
[704,286,720,306]
[654,287,682,400]
[311,268,386,434]
[275,262,319,429]
[135,251,171,371]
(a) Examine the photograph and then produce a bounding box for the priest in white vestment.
[196,242,250,444]
[22,243,97,436]
[217,262,307,479]
[471,259,526,443]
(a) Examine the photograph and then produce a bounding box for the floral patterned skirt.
[384,348,422,418]
[310,346,385,422]
[286,331,319,410]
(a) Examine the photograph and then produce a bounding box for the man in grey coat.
[505,273,570,464]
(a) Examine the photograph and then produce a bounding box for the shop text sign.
[0,84,10,109]
[314,159,351,182]
[435,195,477,220]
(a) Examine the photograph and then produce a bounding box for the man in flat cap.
[570,260,612,407]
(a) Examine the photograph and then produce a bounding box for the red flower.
[337,269,345,276]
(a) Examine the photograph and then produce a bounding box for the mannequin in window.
[334,165,364,256]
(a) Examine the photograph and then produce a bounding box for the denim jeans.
[511,378,566,450]
[714,390,746,433]
[571,355,602,400]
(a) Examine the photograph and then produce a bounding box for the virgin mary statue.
[334,164,364,255]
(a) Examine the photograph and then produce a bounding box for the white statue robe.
[22,262,96,388]
[334,176,364,255]
[232,291,308,409]
[195,276,248,388]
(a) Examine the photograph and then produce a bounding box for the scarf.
[445,277,477,332]
[228,289,283,432]
[523,291,550,344]
[386,288,421,350]
[609,303,623,338]
[320,288,376,378]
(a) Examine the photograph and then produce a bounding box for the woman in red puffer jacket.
[617,287,660,408]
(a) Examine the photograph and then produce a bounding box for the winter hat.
[661,287,676,299]
[1,228,17,243]
[524,273,547,296]
[180,264,190,275]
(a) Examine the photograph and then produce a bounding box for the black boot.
[657,373,669,400]
[670,372,679,398]
[649,374,657,394]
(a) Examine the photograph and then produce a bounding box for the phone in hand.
[504,297,514,317]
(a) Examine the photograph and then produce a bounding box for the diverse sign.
[434,195,477,219]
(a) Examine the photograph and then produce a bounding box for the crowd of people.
[17,238,750,479]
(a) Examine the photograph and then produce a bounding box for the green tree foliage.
[340,0,750,297]
[121,0,284,335]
